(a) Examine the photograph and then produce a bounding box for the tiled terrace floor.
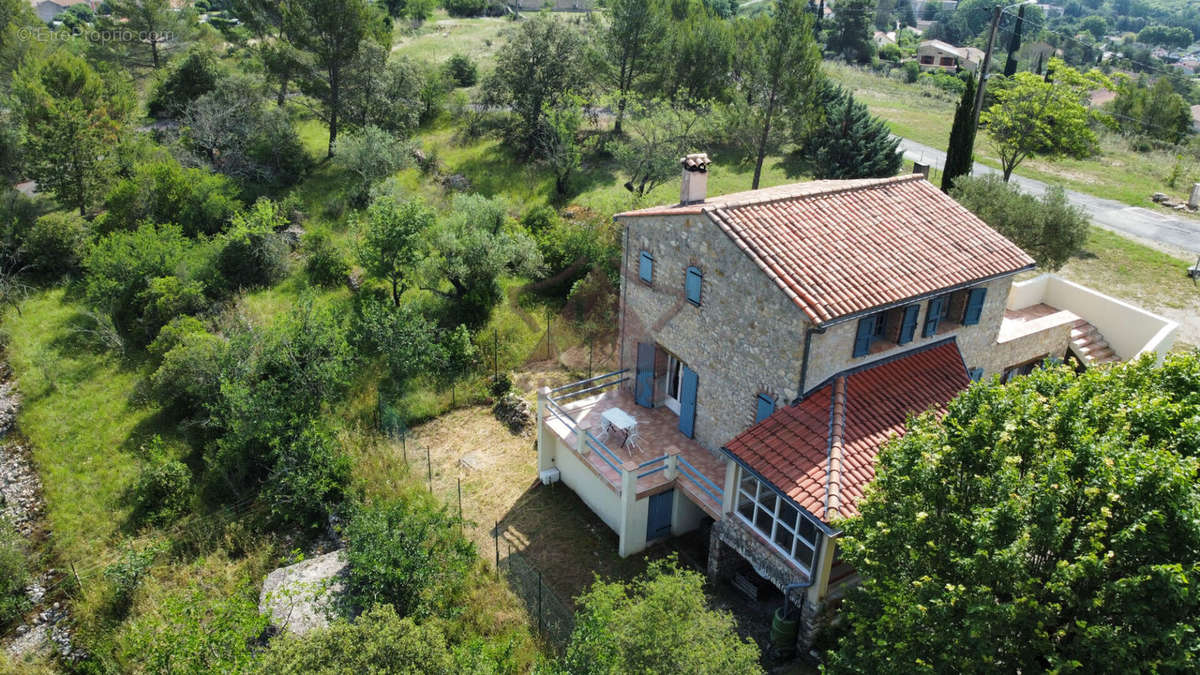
[997,302,1079,343]
[544,387,726,517]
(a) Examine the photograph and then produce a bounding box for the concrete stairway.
[1070,319,1120,366]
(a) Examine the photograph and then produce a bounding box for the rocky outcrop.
[258,550,348,637]
[493,393,534,436]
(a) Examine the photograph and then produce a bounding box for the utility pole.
[970,6,1004,133]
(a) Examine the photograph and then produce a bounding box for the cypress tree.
[940,72,977,193]
[1003,5,1025,77]
[810,87,903,179]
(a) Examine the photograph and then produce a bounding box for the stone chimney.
[680,153,712,205]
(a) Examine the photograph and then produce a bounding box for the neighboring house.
[872,30,897,48]
[1191,104,1200,133]
[917,39,984,73]
[507,0,594,10]
[535,157,1178,650]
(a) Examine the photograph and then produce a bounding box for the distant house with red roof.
[535,158,1177,651]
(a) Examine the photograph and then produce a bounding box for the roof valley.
[825,377,848,522]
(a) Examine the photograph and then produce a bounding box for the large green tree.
[100,0,196,69]
[828,0,876,64]
[735,0,822,189]
[805,85,901,179]
[482,13,589,158]
[563,557,762,674]
[12,51,132,216]
[284,0,383,157]
[602,0,667,133]
[940,72,977,193]
[983,58,1110,181]
[356,196,433,306]
[827,353,1200,673]
[951,174,1089,271]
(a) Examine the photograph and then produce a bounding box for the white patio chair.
[624,424,642,453]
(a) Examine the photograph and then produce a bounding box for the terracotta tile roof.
[724,340,970,524]
[618,175,1035,325]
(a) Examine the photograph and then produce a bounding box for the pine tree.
[941,72,976,193]
[1003,5,1025,77]
[810,87,902,179]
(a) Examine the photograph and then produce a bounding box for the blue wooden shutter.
[898,304,920,344]
[678,366,698,438]
[962,287,987,325]
[853,315,875,357]
[635,343,655,408]
[755,394,776,423]
[639,251,653,283]
[968,367,984,382]
[685,266,702,305]
[923,297,944,337]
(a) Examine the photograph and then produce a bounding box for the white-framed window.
[735,468,820,573]
[664,354,685,414]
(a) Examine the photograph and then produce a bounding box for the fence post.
[426,445,432,493]
[494,520,500,575]
[493,328,499,382]
[537,571,544,634]
[402,433,407,467]
[457,477,463,534]
[546,307,552,360]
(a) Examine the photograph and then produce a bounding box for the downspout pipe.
[782,578,815,621]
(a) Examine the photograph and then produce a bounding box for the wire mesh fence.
[502,543,575,653]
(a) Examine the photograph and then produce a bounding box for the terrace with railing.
[540,370,726,517]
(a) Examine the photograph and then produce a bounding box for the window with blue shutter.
[685,266,702,305]
[853,315,876,357]
[923,297,945,337]
[962,287,987,325]
[639,251,653,284]
[968,367,984,382]
[755,393,775,423]
[898,304,920,344]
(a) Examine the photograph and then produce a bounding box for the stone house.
[535,157,1177,651]
[917,39,984,73]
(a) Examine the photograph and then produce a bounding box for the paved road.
[898,138,1200,256]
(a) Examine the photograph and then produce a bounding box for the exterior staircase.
[1070,319,1120,366]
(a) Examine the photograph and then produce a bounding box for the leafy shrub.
[489,372,512,398]
[261,421,351,530]
[21,211,89,280]
[352,294,439,385]
[131,436,192,527]
[104,544,159,614]
[563,557,761,674]
[442,0,489,18]
[951,174,1088,270]
[445,53,478,88]
[902,60,920,83]
[150,325,226,421]
[123,581,268,673]
[919,71,966,96]
[0,520,29,628]
[137,275,208,346]
[256,604,455,673]
[878,43,902,62]
[215,199,289,291]
[148,48,222,119]
[343,494,475,619]
[334,126,413,206]
[97,159,241,237]
[84,223,191,336]
[303,228,350,288]
[520,204,558,235]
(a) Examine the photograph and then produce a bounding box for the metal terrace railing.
[636,454,669,479]
[548,369,629,404]
[584,430,624,475]
[678,455,724,504]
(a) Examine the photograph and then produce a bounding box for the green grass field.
[825,63,1200,210]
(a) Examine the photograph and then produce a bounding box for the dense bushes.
[302,228,350,288]
[214,199,290,291]
[562,557,762,674]
[97,160,241,237]
[951,174,1089,270]
[342,493,475,619]
[148,48,222,119]
[21,212,89,280]
[445,53,477,88]
[442,0,489,17]
[83,222,192,337]
[130,438,191,527]
[148,319,226,421]
[256,604,456,673]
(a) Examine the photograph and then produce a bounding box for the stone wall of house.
[983,324,1074,377]
[708,518,824,648]
[804,275,1016,391]
[617,214,811,454]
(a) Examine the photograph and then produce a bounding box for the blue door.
[678,366,698,438]
[647,490,673,541]
[635,343,655,408]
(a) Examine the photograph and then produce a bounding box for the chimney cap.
[681,153,711,173]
